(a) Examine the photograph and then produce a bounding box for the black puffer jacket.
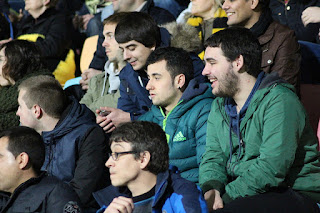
[0,174,82,213]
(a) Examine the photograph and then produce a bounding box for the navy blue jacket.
[89,0,175,70]
[269,0,320,43]
[93,170,208,213]
[41,98,109,208]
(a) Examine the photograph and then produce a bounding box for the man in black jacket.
[0,126,81,213]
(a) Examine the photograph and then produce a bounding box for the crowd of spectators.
[0,0,320,212]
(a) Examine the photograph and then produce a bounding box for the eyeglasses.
[108,151,138,161]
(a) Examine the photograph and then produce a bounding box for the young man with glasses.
[93,121,208,213]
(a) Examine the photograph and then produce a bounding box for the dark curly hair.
[0,40,44,83]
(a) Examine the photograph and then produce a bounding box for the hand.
[0,38,12,45]
[204,189,223,211]
[79,68,102,90]
[103,196,134,213]
[9,9,23,23]
[301,7,320,26]
[96,107,130,133]
[82,14,94,30]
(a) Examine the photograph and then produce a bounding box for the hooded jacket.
[117,27,206,120]
[93,170,208,213]
[139,80,214,183]
[41,98,108,208]
[199,72,320,203]
[0,174,81,213]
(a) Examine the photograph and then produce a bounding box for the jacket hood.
[42,98,96,141]
[161,22,202,53]
[150,80,213,118]
[258,72,291,91]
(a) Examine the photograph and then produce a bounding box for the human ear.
[233,55,244,73]
[251,0,259,10]
[140,151,151,169]
[17,152,30,170]
[175,74,185,90]
[32,104,43,119]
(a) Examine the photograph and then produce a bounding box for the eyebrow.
[124,44,137,49]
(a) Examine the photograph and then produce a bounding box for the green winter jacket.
[139,80,214,184]
[199,73,320,203]
[80,67,120,113]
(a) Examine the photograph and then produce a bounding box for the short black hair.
[205,27,262,78]
[146,47,194,91]
[110,121,169,175]
[115,12,161,48]
[0,126,45,175]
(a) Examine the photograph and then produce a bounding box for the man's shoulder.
[261,21,295,41]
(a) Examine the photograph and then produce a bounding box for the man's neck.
[10,171,37,195]
[37,117,60,133]
[243,12,261,29]
[134,1,147,12]
[128,171,157,197]
[233,75,257,112]
[163,92,183,115]
[28,7,47,19]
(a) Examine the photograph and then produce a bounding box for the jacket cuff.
[222,193,233,204]
[201,180,225,194]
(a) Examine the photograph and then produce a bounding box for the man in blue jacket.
[16,75,109,211]
[93,121,208,213]
[96,12,206,133]
[138,47,214,184]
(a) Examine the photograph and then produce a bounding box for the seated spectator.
[200,27,320,212]
[270,0,320,43]
[187,0,228,59]
[93,121,208,213]
[96,12,205,133]
[0,40,50,132]
[138,47,214,183]
[79,0,175,92]
[14,0,75,85]
[79,12,127,112]
[16,75,109,210]
[0,126,81,213]
[223,0,301,94]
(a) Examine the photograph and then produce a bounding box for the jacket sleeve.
[69,126,109,207]
[195,100,212,168]
[222,90,307,202]
[35,13,71,58]
[269,29,301,92]
[117,80,140,120]
[199,104,229,194]
[47,181,82,213]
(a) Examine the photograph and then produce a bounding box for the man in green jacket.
[200,27,320,212]
[139,47,214,184]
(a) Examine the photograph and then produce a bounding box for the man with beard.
[200,27,320,213]
[222,0,301,94]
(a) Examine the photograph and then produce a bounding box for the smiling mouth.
[210,78,217,83]
[227,12,235,17]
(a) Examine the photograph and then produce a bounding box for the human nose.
[102,38,109,48]
[146,79,153,91]
[222,0,229,10]
[202,64,211,76]
[123,49,131,61]
[105,155,114,168]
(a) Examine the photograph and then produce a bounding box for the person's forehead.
[147,60,168,74]
[119,40,144,48]
[103,24,116,33]
[110,141,132,150]
[204,46,225,59]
